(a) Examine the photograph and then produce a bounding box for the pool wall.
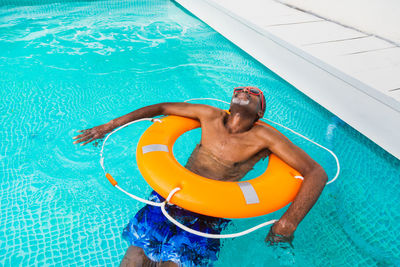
[174,0,400,159]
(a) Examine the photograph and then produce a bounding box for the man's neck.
[224,112,255,134]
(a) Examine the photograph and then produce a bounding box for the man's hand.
[265,220,295,247]
[73,123,112,146]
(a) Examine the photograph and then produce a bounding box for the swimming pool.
[0,0,399,266]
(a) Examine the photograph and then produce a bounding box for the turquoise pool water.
[1,0,399,266]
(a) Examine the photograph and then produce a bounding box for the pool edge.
[174,0,400,160]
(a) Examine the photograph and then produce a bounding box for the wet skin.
[73,89,328,266]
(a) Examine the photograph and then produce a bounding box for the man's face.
[230,87,264,118]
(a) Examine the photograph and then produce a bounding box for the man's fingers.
[73,133,94,144]
[73,127,103,145]
[73,132,89,140]
[81,138,95,146]
[73,137,86,144]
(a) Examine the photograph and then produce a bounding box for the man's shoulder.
[252,122,282,144]
[253,122,276,134]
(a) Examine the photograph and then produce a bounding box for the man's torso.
[185,109,270,181]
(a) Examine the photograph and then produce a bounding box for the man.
[73,87,328,266]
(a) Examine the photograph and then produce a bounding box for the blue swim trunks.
[122,191,230,266]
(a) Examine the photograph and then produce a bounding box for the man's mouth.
[232,96,250,106]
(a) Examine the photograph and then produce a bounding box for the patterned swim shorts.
[122,191,230,266]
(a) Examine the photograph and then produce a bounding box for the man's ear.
[257,110,264,119]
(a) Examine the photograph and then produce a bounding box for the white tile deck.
[176,0,400,159]
[392,90,400,101]
[279,0,400,45]
[215,0,400,98]
[302,37,395,57]
[265,21,367,45]
[352,66,400,94]
[328,48,400,74]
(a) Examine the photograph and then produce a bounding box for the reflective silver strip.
[142,144,169,154]
[237,182,260,204]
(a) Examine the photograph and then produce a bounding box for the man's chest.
[200,128,264,163]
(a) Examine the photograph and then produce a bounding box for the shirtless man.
[73,86,328,266]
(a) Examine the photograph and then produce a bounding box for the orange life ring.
[136,115,303,218]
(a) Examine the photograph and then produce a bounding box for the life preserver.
[136,115,303,219]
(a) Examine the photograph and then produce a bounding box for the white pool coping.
[175,0,400,160]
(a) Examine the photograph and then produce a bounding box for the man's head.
[230,86,266,121]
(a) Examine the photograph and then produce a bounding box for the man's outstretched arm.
[72,102,216,145]
[260,127,328,242]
